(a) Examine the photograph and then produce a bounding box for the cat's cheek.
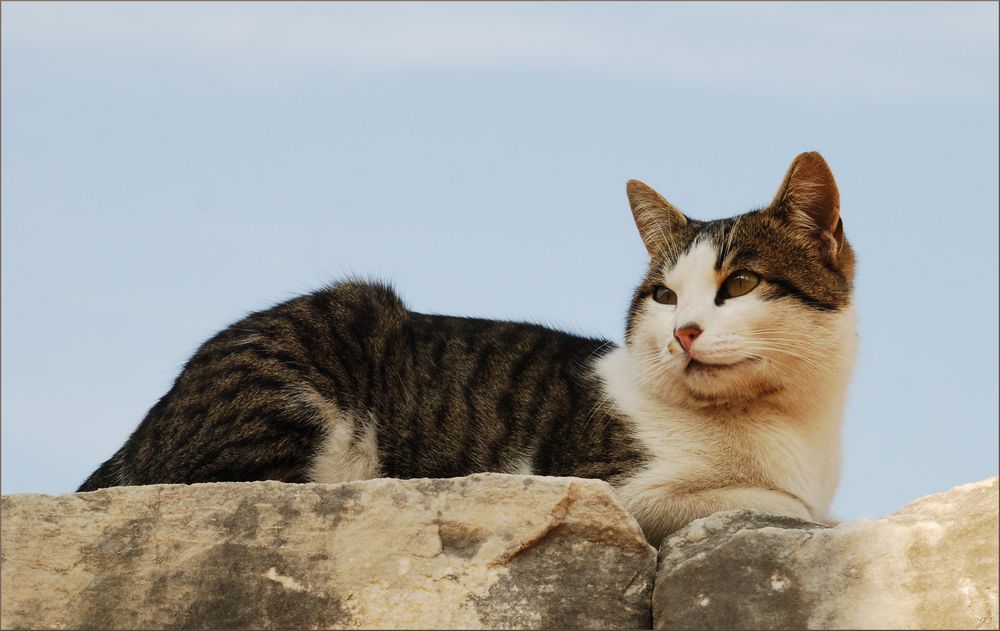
[640,330,669,362]
[633,308,678,357]
[720,294,771,328]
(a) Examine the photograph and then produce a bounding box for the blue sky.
[2,2,997,520]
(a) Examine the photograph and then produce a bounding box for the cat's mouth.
[685,357,753,373]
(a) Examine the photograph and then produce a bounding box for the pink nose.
[674,323,703,353]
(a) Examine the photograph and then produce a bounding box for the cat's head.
[624,152,856,405]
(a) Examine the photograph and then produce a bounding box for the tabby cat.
[79,152,856,546]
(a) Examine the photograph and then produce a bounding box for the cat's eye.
[652,286,677,305]
[722,270,760,299]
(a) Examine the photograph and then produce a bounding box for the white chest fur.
[594,340,853,546]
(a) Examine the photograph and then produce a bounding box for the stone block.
[1,474,655,629]
[653,477,999,630]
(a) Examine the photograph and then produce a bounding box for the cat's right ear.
[627,180,688,257]
[769,152,845,258]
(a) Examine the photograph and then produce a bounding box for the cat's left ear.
[627,179,688,258]
[769,152,845,259]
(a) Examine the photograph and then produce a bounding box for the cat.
[78,151,856,547]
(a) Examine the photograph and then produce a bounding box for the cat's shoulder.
[261,279,411,324]
[315,279,409,313]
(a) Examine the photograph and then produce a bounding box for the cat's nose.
[674,323,703,353]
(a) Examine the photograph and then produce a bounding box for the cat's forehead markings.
[663,238,719,291]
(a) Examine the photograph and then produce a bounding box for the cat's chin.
[684,357,755,373]
[677,356,778,402]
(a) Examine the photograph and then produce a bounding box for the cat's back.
[78,280,619,490]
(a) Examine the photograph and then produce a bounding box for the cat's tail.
[77,450,131,492]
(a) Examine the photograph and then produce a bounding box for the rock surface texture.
[654,477,1000,630]
[1,474,656,630]
[4,475,997,630]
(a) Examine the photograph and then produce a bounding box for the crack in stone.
[490,483,576,567]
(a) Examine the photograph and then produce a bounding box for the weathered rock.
[1,474,655,630]
[653,477,1000,630]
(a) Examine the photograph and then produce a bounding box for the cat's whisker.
[743,339,849,362]
[741,345,837,377]
[739,336,842,355]
[580,392,610,437]
[741,327,840,339]
[747,341,841,358]
[723,215,742,266]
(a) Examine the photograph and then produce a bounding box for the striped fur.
[79,283,646,488]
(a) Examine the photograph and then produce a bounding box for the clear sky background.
[2,2,997,520]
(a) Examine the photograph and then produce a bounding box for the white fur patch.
[300,387,381,484]
[506,455,534,476]
[663,238,721,329]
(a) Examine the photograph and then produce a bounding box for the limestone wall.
[2,474,996,629]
